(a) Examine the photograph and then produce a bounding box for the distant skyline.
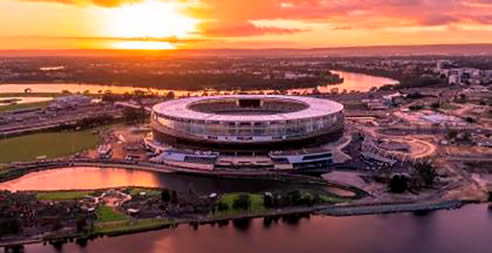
[1,0,492,50]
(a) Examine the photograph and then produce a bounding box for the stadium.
[149,95,344,153]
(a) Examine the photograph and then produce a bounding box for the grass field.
[96,206,129,223]
[0,101,51,113]
[36,191,94,200]
[0,129,102,163]
[94,219,174,234]
[127,187,162,197]
[212,193,266,217]
[319,194,351,204]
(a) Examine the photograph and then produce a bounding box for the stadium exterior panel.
[151,95,344,152]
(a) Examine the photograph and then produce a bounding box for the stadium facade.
[150,95,344,153]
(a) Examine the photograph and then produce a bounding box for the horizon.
[1,43,492,57]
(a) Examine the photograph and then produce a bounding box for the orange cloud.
[196,22,308,37]
[21,0,143,7]
[18,0,492,38]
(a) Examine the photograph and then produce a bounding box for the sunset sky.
[1,0,492,50]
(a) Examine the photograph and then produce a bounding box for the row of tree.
[389,162,438,193]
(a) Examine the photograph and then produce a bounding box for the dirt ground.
[87,124,150,160]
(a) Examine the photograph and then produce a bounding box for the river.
[19,204,492,253]
[0,167,353,196]
[0,71,398,97]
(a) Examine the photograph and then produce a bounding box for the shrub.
[286,191,302,206]
[217,202,229,212]
[465,117,476,123]
[232,194,251,210]
[389,175,408,193]
[161,189,171,202]
[430,102,440,109]
[170,191,178,204]
[263,193,274,208]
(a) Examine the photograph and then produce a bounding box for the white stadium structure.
[149,95,344,153]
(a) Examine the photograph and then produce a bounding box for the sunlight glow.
[103,0,198,49]
[112,41,175,50]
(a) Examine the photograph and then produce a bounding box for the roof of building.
[153,95,344,122]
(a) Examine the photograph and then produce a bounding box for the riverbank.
[0,70,397,97]
[0,184,358,248]
[14,203,492,253]
[0,188,470,250]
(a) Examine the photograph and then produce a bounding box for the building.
[145,95,344,172]
[435,61,491,85]
[150,149,218,171]
[149,95,344,153]
[48,95,92,110]
[269,149,334,170]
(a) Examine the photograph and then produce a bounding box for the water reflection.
[22,204,492,253]
[0,71,398,96]
[0,167,334,195]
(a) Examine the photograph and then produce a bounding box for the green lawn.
[0,129,102,163]
[94,219,174,234]
[212,193,266,217]
[95,206,129,223]
[36,191,94,200]
[0,101,51,113]
[127,187,162,197]
[319,194,351,204]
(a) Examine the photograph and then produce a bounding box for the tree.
[52,218,63,231]
[166,91,175,99]
[447,130,458,140]
[232,194,251,210]
[389,175,408,193]
[263,193,274,208]
[170,190,178,204]
[216,202,229,212]
[462,131,472,143]
[76,216,87,233]
[286,191,302,206]
[161,189,171,202]
[0,218,20,236]
[415,162,437,186]
[458,94,467,102]
[465,117,476,124]
[430,102,440,109]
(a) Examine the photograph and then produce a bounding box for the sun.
[103,0,198,49]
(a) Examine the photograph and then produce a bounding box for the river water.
[0,71,398,96]
[19,204,492,253]
[0,167,353,196]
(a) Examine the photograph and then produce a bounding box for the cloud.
[20,0,143,7]
[18,0,492,37]
[6,35,209,43]
[196,22,308,37]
